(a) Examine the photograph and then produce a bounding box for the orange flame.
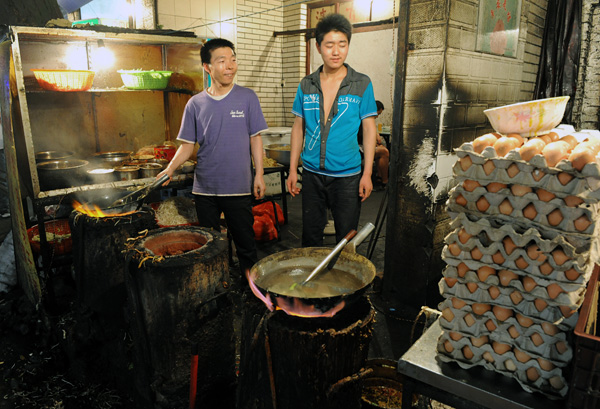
[246,270,346,318]
[72,200,136,218]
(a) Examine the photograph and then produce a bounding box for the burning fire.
[72,200,136,218]
[246,270,346,318]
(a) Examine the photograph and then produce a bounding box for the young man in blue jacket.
[286,13,378,246]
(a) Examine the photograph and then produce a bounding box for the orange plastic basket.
[27,219,73,256]
[31,69,95,92]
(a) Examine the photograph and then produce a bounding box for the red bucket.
[154,145,176,161]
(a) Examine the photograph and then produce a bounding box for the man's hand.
[254,175,266,200]
[286,171,301,197]
[358,174,373,201]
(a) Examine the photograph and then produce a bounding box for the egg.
[486,182,507,193]
[534,298,548,312]
[442,307,455,322]
[549,376,565,390]
[470,247,483,260]
[522,276,538,292]
[499,199,514,215]
[511,184,532,197]
[557,172,574,186]
[547,131,560,141]
[455,194,467,206]
[539,262,553,275]
[560,305,576,318]
[463,313,476,327]
[530,332,544,346]
[569,149,597,171]
[532,168,545,181]
[492,341,512,355]
[504,359,517,372]
[443,339,454,353]
[444,277,458,288]
[564,268,580,281]
[462,179,481,192]
[466,282,479,293]
[523,203,538,220]
[526,367,540,382]
[507,163,520,178]
[473,133,501,153]
[482,351,495,363]
[552,248,569,266]
[483,160,496,175]
[537,357,555,372]
[449,331,463,341]
[459,155,473,171]
[471,335,489,347]
[488,286,501,299]
[546,283,563,299]
[574,214,592,232]
[448,243,461,256]
[492,251,505,265]
[542,141,570,167]
[457,228,471,244]
[476,196,491,212]
[514,348,531,363]
[536,188,556,202]
[541,322,559,336]
[507,133,525,146]
[516,313,534,327]
[510,290,524,305]
[477,266,496,282]
[555,341,568,354]
[493,305,513,321]
[462,345,474,360]
[560,134,578,150]
[520,138,546,161]
[515,256,529,270]
[502,236,518,255]
[526,243,542,260]
[508,325,521,339]
[538,134,552,144]
[499,269,518,286]
[485,319,497,331]
[457,262,469,277]
[451,297,467,309]
[564,195,583,207]
[472,303,491,315]
[493,136,520,157]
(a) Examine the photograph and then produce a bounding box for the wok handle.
[302,229,357,285]
[346,222,375,252]
[150,172,171,190]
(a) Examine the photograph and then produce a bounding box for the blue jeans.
[194,195,257,272]
[301,170,361,247]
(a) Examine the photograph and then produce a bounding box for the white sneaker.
[323,220,335,235]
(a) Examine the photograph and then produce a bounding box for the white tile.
[194,26,207,39]
[157,0,175,15]
[158,13,176,29]
[174,0,191,17]
[220,22,236,41]
[220,0,235,20]
[206,1,220,21]
[205,21,220,38]
[190,0,206,18]
[175,15,193,30]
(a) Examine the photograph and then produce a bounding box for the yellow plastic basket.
[31,69,95,92]
[118,70,173,90]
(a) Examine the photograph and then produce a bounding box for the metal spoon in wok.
[106,173,170,210]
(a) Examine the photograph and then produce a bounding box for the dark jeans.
[301,170,361,247]
[194,195,257,273]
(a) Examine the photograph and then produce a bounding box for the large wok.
[248,246,376,317]
[67,188,143,216]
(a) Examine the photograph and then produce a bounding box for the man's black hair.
[201,38,236,65]
[315,13,352,45]
[376,100,384,111]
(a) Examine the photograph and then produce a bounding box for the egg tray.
[441,264,587,307]
[447,186,600,236]
[452,149,600,202]
[442,245,595,286]
[438,299,574,361]
[449,211,598,258]
[437,332,569,398]
[438,277,583,325]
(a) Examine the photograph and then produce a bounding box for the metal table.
[397,319,566,409]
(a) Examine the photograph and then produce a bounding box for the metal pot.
[139,163,163,178]
[93,151,132,167]
[37,159,89,191]
[114,166,139,181]
[35,150,74,162]
[248,246,376,316]
[264,144,301,167]
[68,188,143,215]
[86,167,116,184]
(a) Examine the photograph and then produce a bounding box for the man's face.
[204,46,237,87]
[316,30,349,70]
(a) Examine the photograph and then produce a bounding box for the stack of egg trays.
[438,137,600,398]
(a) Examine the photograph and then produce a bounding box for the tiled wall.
[157,0,237,40]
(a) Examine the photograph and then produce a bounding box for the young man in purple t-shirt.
[158,38,268,273]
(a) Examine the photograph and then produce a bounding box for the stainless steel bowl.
[35,150,74,162]
[86,167,116,184]
[37,159,89,190]
[139,163,163,178]
[93,151,132,167]
[264,144,299,167]
[114,165,140,181]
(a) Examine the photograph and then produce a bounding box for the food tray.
[27,219,72,255]
[118,70,172,90]
[568,265,600,409]
[31,69,95,92]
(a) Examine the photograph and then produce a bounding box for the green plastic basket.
[118,70,173,90]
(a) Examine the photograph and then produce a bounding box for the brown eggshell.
[522,276,538,292]
[560,134,578,150]
[526,367,540,382]
[542,141,570,167]
[564,268,580,281]
[507,163,520,178]
[455,194,467,206]
[463,179,481,192]
[476,196,490,212]
[522,203,538,220]
[511,184,532,197]
[519,138,546,161]
[504,359,517,372]
[534,298,548,312]
[530,332,544,346]
[444,277,458,288]
[443,339,454,353]
[459,155,473,171]
[457,228,471,244]
[569,149,596,171]
[463,313,476,327]
[473,133,501,153]
[466,282,479,293]
[502,236,518,255]
[485,319,497,331]
[555,341,568,354]
[486,182,507,193]
[462,345,474,360]
[492,305,513,321]
[449,331,463,341]
[492,251,505,264]
[541,322,559,336]
[516,313,534,327]
[492,341,512,355]
[549,376,564,390]
[499,199,514,215]
[552,248,569,266]
[547,283,563,299]
[547,131,560,141]
[526,243,542,261]
[471,247,483,260]
[472,303,491,315]
[442,308,455,322]
[488,286,501,299]
[477,266,496,282]
[498,269,518,286]
[557,172,574,186]
[457,262,469,277]
[564,195,583,207]
[536,188,556,202]
[514,348,531,363]
[471,335,489,347]
[574,214,591,232]
[451,297,467,309]
[507,133,525,146]
[547,208,564,226]
[509,290,524,305]
[482,351,495,363]
[483,160,495,175]
[539,262,553,275]
[559,305,576,318]
[493,136,520,157]
[508,325,520,339]
[515,256,529,270]
[537,357,555,372]
[532,169,545,181]
[448,243,461,256]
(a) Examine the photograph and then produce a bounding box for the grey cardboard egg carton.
[438,299,573,362]
[447,185,600,235]
[439,275,581,323]
[437,331,569,398]
[449,211,599,258]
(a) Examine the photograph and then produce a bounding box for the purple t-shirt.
[177,84,268,195]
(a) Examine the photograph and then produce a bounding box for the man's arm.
[251,134,265,199]
[156,142,195,185]
[359,116,376,201]
[286,116,304,197]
